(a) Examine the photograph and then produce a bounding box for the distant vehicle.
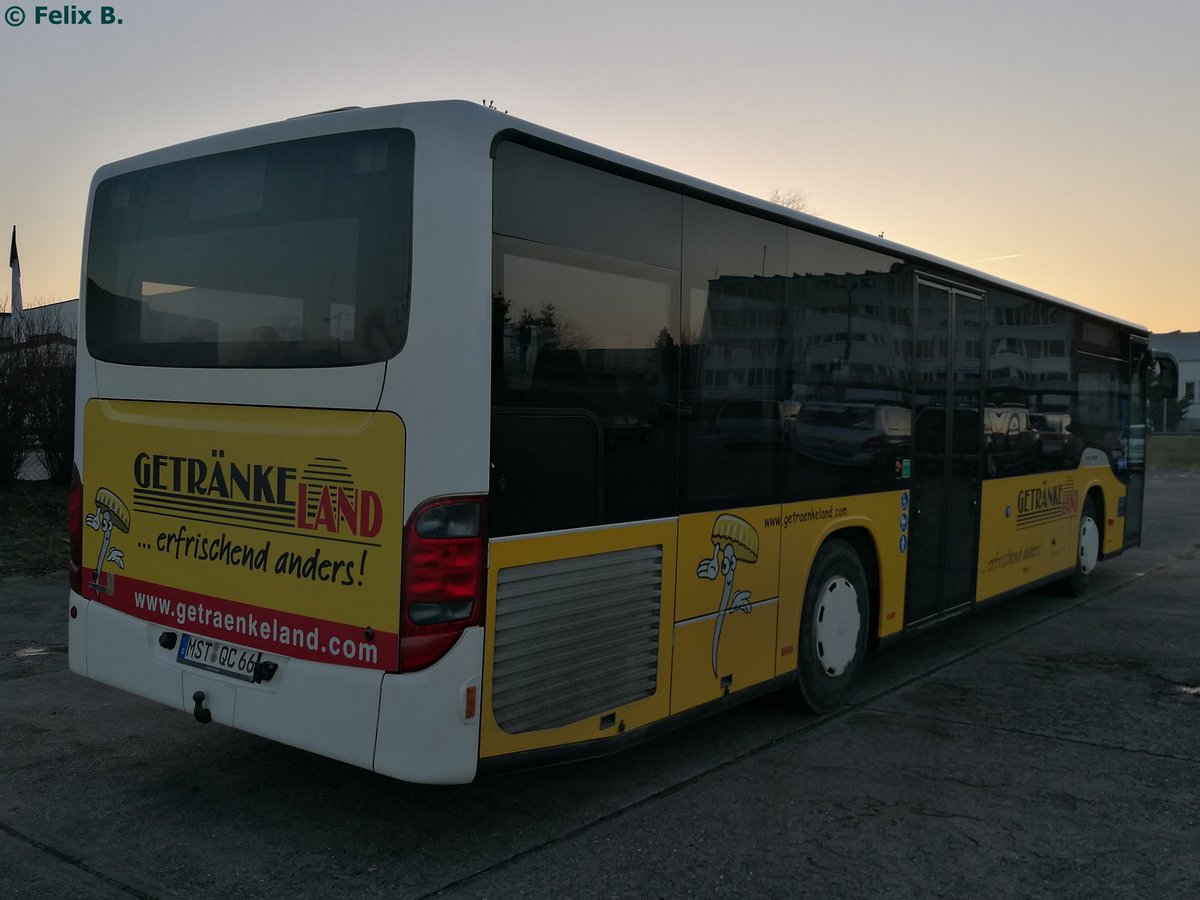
[715,399,792,446]
[984,405,1041,475]
[792,402,910,467]
[1119,424,1147,467]
[1028,412,1082,465]
[653,398,694,421]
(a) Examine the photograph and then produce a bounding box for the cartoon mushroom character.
[85,488,130,580]
[696,514,759,678]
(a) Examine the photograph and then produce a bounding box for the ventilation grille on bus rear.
[491,545,663,734]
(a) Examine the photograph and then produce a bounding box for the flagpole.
[9,226,22,325]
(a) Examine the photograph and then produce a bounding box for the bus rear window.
[86,129,414,367]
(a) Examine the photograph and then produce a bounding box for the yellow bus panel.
[81,399,406,670]
[671,507,782,714]
[975,462,1126,602]
[671,602,779,713]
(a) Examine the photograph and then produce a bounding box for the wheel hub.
[814,575,861,676]
[1078,514,1099,575]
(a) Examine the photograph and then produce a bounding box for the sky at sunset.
[2,0,1197,332]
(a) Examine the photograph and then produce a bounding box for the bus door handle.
[489,463,507,492]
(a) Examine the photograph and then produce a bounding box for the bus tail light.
[68,464,83,595]
[399,497,486,672]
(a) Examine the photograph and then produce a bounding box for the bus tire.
[790,538,869,713]
[1063,495,1100,596]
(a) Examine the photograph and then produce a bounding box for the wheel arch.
[785,525,877,713]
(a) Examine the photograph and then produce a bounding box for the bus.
[67,100,1178,784]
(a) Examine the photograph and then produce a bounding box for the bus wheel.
[1063,496,1100,596]
[791,538,869,713]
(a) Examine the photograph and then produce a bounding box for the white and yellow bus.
[68,101,1174,783]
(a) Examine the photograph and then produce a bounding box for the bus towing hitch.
[192,691,213,724]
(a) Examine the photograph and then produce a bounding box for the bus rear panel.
[70,107,493,784]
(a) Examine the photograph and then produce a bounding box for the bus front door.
[905,280,984,626]
[1123,335,1150,547]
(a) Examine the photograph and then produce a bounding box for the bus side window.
[490,410,603,537]
[491,239,679,534]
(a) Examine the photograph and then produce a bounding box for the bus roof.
[94,99,1146,335]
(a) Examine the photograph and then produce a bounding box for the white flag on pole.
[8,226,22,324]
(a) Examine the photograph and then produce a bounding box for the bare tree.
[0,316,27,484]
[0,308,76,486]
[24,308,76,485]
[767,188,813,214]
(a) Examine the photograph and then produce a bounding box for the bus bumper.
[67,594,482,783]
[374,627,483,785]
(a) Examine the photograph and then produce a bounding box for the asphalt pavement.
[1,467,1197,899]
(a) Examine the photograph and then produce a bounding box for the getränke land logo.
[1014,479,1078,531]
[131,449,384,540]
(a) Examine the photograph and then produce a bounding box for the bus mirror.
[1154,351,1180,400]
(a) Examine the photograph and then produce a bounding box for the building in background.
[1,297,78,342]
[1150,330,1200,433]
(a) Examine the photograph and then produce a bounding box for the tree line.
[0,310,75,486]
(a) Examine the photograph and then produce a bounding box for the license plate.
[177,634,263,682]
